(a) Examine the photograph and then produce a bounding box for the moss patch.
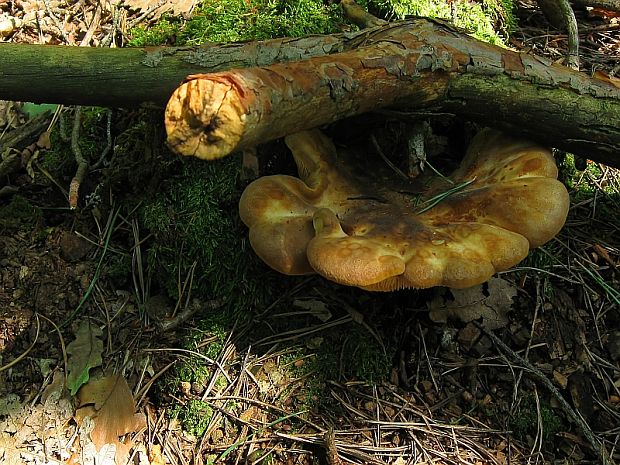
[509,396,563,441]
[140,155,278,310]
[0,195,42,232]
[360,0,515,43]
[171,399,214,437]
[128,0,343,47]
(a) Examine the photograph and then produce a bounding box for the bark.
[0,35,350,108]
[1,19,619,167]
[165,19,620,168]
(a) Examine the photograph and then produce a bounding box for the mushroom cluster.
[239,129,570,290]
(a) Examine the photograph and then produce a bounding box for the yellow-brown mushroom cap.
[238,128,570,290]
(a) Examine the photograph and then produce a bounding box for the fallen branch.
[68,107,88,209]
[165,18,620,167]
[0,35,352,108]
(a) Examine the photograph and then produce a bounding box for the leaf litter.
[428,277,517,330]
[0,0,619,464]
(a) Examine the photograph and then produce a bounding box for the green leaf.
[66,319,103,395]
[21,102,58,118]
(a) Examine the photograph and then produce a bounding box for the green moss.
[560,153,614,195]
[176,358,212,386]
[276,323,393,412]
[127,18,182,46]
[0,195,42,231]
[40,133,73,178]
[183,312,232,359]
[105,254,132,288]
[128,0,342,47]
[359,0,514,43]
[510,396,563,441]
[140,155,275,309]
[171,399,213,437]
[41,107,110,180]
[319,325,392,382]
[275,318,393,386]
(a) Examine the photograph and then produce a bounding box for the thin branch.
[557,0,580,70]
[341,0,387,29]
[476,322,612,464]
[68,106,88,209]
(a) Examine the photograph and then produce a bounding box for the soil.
[1,1,619,465]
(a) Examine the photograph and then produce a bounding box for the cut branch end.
[165,75,249,160]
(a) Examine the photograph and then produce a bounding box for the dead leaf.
[553,370,569,389]
[148,444,166,465]
[593,70,620,89]
[428,278,517,330]
[76,374,146,465]
[0,432,22,465]
[457,322,481,350]
[293,299,332,322]
[66,319,103,395]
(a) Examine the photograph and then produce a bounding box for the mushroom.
[239,128,569,290]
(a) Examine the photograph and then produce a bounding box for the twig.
[36,313,68,390]
[68,106,88,209]
[475,322,612,464]
[573,0,620,12]
[341,0,387,29]
[0,112,52,178]
[91,109,113,169]
[370,134,409,180]
[0,314,40,373]
[43,0,71,44]
[557,0,580,70]
[79,1,101,47]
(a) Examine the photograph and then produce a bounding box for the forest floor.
[1,1,619,465]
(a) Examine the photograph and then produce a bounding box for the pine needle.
[416,178,476,214]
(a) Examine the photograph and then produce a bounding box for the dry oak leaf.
[428,277,517,330]
[75,374,146,465]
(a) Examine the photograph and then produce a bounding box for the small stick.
[557,0,580,70]
[341,0,387,29]
[68,106,88,209]
[324,427,343,465]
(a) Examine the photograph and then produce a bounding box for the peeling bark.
[165,19,620,167]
